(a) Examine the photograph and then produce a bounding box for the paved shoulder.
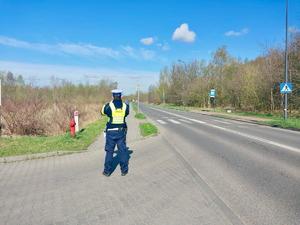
[126,110,142,143]
[0,133,233,225]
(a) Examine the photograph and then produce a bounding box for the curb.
[0,150,88,164]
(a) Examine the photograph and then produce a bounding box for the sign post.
[284,0,289,120]
[74,111,79,133]
[209,89,216,111]
[280,83,293,117]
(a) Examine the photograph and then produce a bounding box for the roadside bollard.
[70,117,76,137]
[74,111,79,132]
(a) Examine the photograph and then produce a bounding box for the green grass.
[131,102,138,113]
[264,118,300,130]
[135,113,146,119]
[0,118,107,157]
[139,122,158,137]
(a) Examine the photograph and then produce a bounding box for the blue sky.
[0,0,299,93]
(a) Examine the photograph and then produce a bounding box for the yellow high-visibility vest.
[109,101,127,124]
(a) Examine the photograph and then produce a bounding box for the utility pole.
[137,83,140,113]
[284,0,289,120]
[178,59,187,105]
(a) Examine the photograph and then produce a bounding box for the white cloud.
[225,28,249,37]
[58,43,119,58]
[0,60,158,93]
[162,43,170,51]
[0,35,120,58]
[0,36,30,48]
[172,23,196,43]
[140,37,154,45]
[0,36,159,62]
[121,45,156,60]
[140,49,155,60]
[0,36,55,53]
[157,42,170,51]
[288,26,300,34]
[121,45,138,58]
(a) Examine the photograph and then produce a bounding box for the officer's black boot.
[121,171,128,176]
[102,171,111,177]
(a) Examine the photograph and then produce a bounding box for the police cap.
[111,89,123,97]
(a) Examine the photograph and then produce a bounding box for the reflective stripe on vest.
[109,101,127,124]
[101,105,105,115]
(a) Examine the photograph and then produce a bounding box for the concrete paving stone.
[0,113,234,225]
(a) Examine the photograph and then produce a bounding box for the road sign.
[209,89,216,98]
[280,82,293,94]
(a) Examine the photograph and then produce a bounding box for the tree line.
[0,72,117,135]
[148,34,300,115]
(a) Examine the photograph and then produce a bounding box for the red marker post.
[69,117,76,137]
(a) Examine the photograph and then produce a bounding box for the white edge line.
[168,119,181,124]
[179,119,192,124]
[157,119,166,124]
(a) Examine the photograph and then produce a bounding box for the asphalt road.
[141,104,300,225]
[0,111,239,225]
[1,105,299,225]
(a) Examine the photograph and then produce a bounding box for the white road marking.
[157,120,167,124]
[150,107,300,154]
[213,119,231,124]
[168,119,181,124]
[208,124,300,154]
[184,118,206,124]
[179,119,192,124]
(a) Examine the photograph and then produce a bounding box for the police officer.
[101,89,130,177]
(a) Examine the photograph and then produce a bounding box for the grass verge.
[0,118,107,157]
[135,112,146,119]
[132,102,138,113]
[139,122,158,137]
[264,118,300,130]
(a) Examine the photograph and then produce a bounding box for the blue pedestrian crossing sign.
[280,82,293,94]
[210,89,216,98]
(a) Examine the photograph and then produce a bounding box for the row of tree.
[0,72,117,135]
[148,34,300,115]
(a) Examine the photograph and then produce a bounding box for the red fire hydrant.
[70,117,76,137]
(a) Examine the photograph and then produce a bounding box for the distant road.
[141,103,300,225]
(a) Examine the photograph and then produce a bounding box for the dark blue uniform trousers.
[104,129,128,174]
